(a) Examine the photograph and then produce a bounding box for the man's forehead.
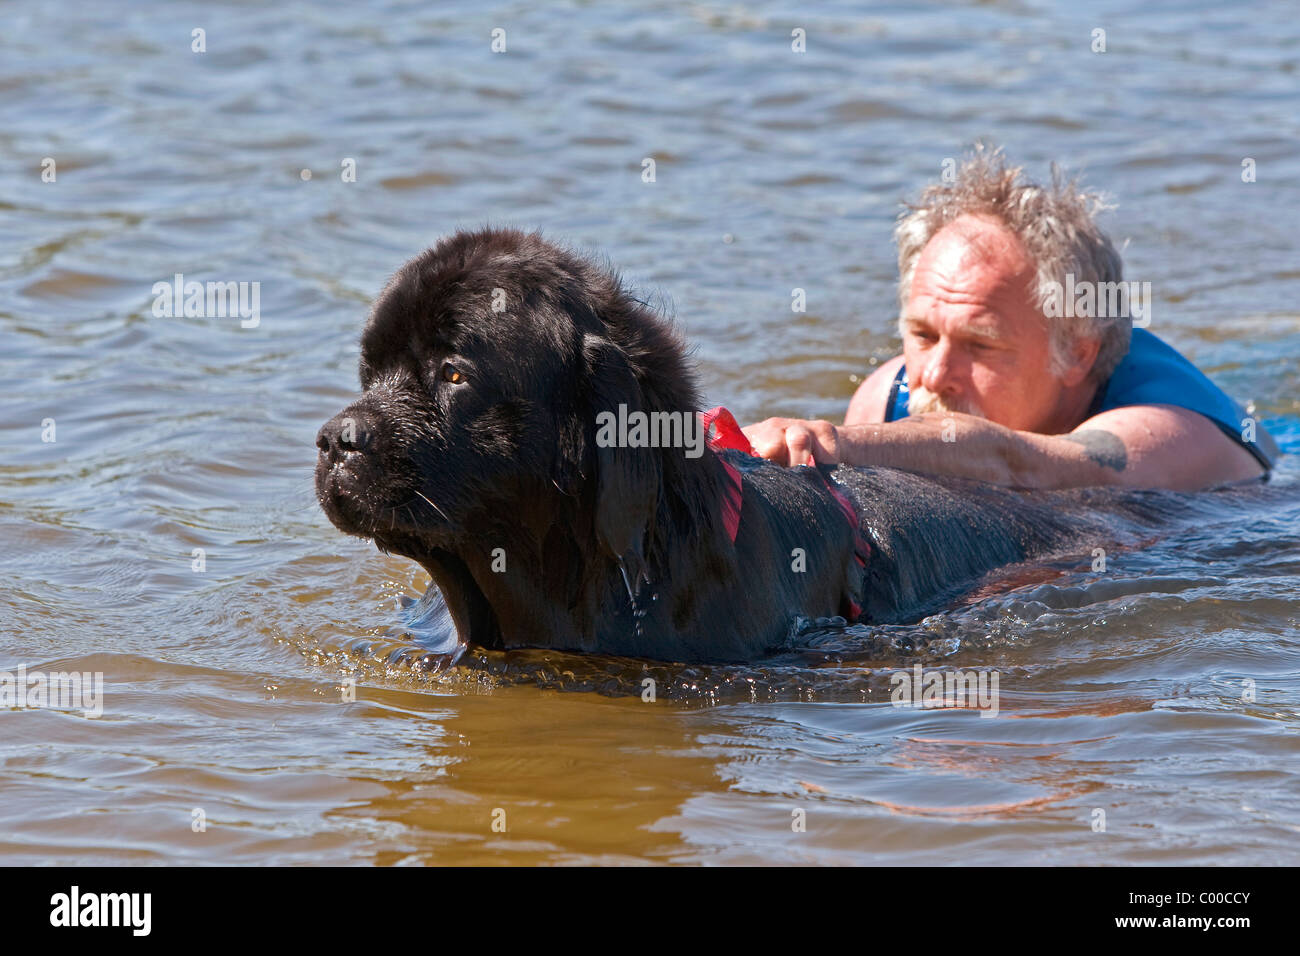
[917,215,1035,285]
[909,218,1038,324]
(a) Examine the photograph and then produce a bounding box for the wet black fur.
[316,228,1181,663]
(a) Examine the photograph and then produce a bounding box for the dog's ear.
[582,332,660,585]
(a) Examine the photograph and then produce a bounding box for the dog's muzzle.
[315,408,387,531]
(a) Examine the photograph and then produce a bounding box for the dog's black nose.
[316,410,373,464]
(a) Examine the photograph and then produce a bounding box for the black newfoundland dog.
[316,228,1167,663]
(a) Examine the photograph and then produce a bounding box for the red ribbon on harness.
[699,407,749,542]
[699,406,871,620]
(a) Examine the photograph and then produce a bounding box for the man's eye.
[441,362,466,384]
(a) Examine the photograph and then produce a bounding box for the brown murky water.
[3,0,1300,864]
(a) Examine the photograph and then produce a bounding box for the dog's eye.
[441,362,465,385]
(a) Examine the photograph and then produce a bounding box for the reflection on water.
[3,0,1300,864]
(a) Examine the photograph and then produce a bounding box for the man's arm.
[742,404,1265,491]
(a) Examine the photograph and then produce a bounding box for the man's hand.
[741,417,840,467]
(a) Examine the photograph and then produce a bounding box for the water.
[2,0,1299,864]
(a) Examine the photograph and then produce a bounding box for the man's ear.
[1059,332,1102,388]
[582,332,660,584]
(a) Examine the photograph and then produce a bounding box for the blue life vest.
[883,327,1278,471]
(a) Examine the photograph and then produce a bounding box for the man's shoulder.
[845,354,905,425]
[1102,328,1232,418]
[1098,328,1277,470]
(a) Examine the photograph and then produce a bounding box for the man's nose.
[919,339,958,395]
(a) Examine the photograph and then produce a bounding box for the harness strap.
[699,407,746,542]
[699,407,871,620]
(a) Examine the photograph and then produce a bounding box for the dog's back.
[756,460,1196,626]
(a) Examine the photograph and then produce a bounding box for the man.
[743,147,1278,491]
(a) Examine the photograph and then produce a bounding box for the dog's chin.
[317,486,376,539]
[317,460,455,542]
[344,504,459,562]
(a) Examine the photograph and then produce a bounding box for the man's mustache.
[907,384,982,418]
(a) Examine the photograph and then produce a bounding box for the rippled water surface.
[3,0,1299,864]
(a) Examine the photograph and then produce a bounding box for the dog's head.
[315,228,704,609]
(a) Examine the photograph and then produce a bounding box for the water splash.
[381,585,466,670]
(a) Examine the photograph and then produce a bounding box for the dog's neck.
[425,443,740,654]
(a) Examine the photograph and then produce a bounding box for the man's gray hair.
[895,144,1130,384]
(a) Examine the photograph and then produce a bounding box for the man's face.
[901,214,1068,433]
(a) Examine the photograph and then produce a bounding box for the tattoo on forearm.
[1063,429,1128,472]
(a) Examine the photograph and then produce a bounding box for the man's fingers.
[741,418,837,467]
[752,437,790,465]
[742,419,790,465]
[785,425,814,467]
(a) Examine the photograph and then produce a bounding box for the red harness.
[699,407,871,620]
